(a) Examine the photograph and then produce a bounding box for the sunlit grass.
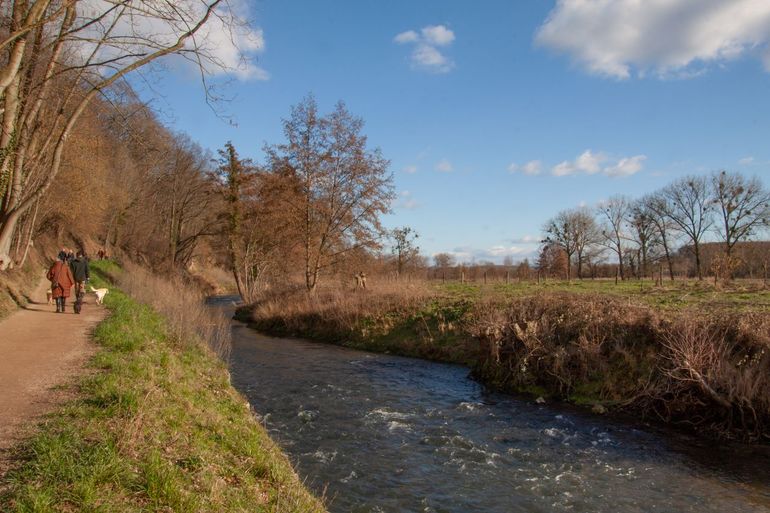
[1,261,326,513]
[432,277,770,311]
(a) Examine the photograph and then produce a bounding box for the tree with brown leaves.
[265,96,394,292]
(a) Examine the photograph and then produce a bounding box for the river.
[223,311,770,513]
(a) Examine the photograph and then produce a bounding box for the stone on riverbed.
[592,404,607,414]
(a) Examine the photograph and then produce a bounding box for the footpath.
[0,276,105,476]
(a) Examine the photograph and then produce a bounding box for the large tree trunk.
[0,209,21,269]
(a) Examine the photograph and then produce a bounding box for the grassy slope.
[1,261,326,513]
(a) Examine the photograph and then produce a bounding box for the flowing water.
[221,305,770,513]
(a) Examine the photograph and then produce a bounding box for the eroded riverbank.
[227,320,770,513]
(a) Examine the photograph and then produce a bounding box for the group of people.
[46,248,90,314]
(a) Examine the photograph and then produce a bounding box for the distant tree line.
[539,172,770,282]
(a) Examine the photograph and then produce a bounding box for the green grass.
[1,261,326,513]
[432,278,770,311]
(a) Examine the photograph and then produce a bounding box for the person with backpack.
[69,250,90,314]
[47,251,75,313]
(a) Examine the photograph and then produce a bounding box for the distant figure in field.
[355,272,367,290]
[69,250,90,314]
[47,251,75,313]
[97,248,107,260]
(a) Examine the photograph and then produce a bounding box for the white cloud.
[509,160,542,175]
[739,156,755,165]
[435,158,453,172]
[552,160,575,177]
[445,245,537,264]
[412,44,452,70]
[604,155,647,177]
[575,150,606,174]
[421,25,456,46]
[551,150,646,177]
[402,165,418,174]
[510,235,539,244]
[394,24,456,73]
[395,190,419,210]
[394,30,419,44]
[536,0,770,79]
[488,246,531,257]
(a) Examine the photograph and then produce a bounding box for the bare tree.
[0,0,246,269]
[391,226,419,277]
[156,135,220,269]
[434,252,455,268]
[573,207,601,279]
[663,176,713,280]
[628,199,659,279]
[711,170,770,257]
[640,192,677,281]
[598,195,631,280]
[265,96,394,292]
[543,207,598,281]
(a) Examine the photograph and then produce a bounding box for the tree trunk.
[694,241,703,280]
[661,232,674,281]
[0,209,21,269]
[17,200,37,268]
[577,252,583,279]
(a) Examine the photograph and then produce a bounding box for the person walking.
[47,251,75,313]
[69,250,90,314]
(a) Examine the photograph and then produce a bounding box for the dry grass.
[118,260,232,360]
[470,293,770,441]
[246,277,770,441]
[248,280,437,341]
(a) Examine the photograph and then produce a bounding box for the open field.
[434,277,770,311]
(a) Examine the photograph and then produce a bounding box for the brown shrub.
[471,293,770,440]
[655,313,770,439]
[469,293,658,397]
[248,280,436,342]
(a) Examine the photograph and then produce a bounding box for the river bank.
[227,322,770,513]
[1,261,326,512]
[237,281,770,443]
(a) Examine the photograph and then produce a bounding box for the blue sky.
[141,0,770,263]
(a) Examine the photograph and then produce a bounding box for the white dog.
[89,285,109,305]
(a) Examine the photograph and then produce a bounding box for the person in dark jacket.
[47,251,75,313]
[69,250,90,314]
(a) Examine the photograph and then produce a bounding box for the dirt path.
[0,274,105,476]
